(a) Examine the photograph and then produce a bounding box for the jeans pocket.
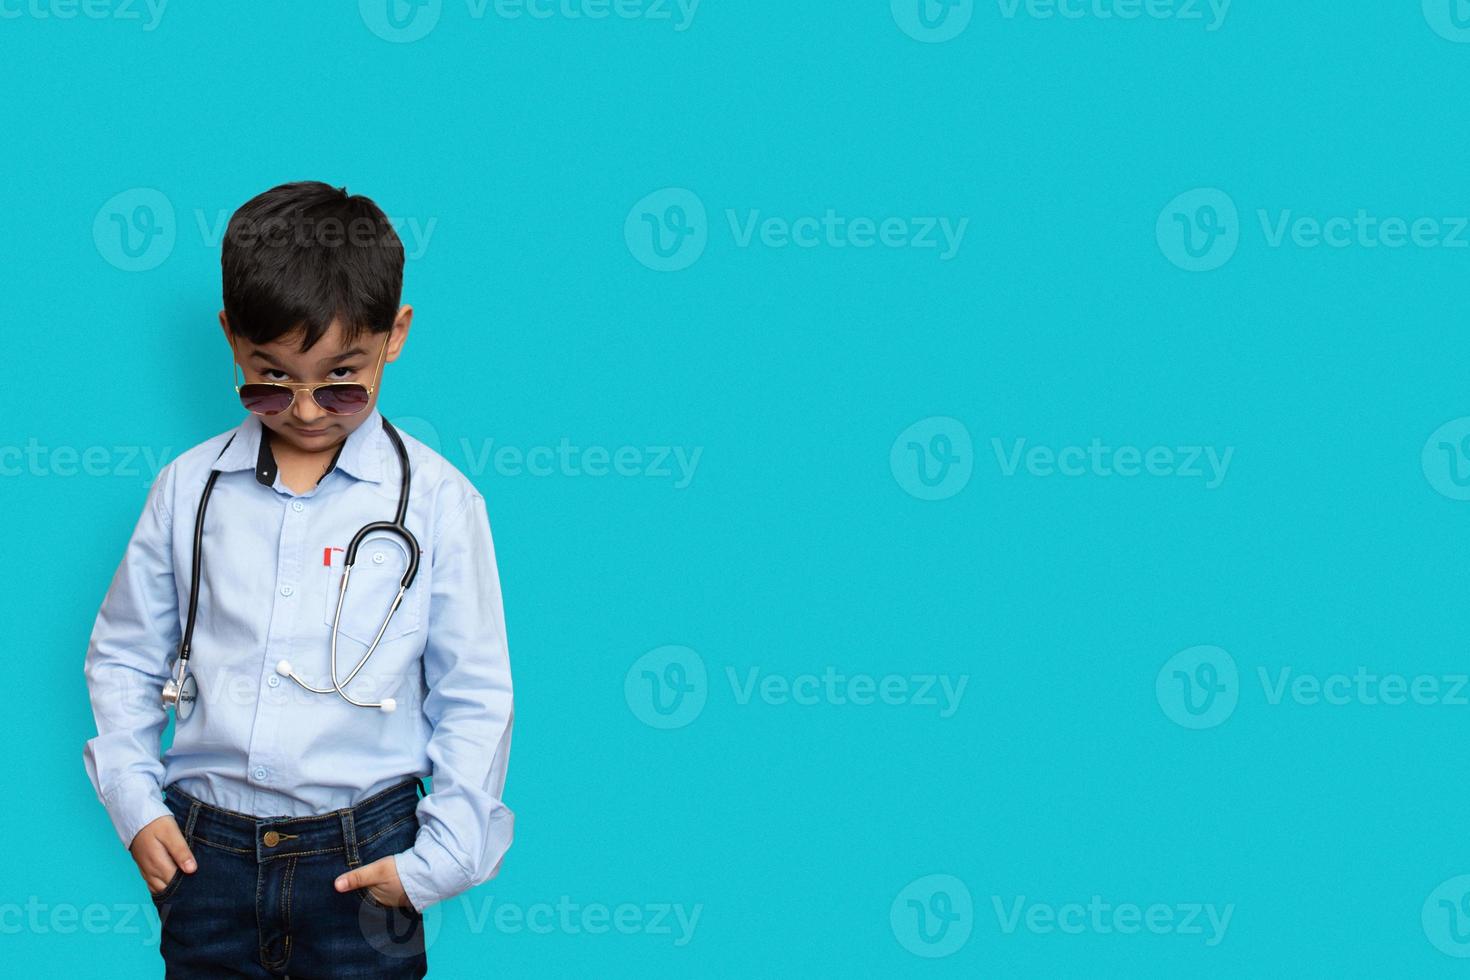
[150,865,185,904]
[150,806,195,904]
[348,813,421,914]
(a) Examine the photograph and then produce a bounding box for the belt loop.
[183,800,201,844]
[340,808,360,868]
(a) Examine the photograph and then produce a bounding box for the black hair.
[221,181,404,352]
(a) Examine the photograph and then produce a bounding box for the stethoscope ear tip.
[379,698,397,713]
[275,659,293,677]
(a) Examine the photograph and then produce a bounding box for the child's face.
[221,311,411,456]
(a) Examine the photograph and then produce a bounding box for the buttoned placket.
[245,473,328,813]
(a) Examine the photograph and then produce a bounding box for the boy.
[81,181,513,978]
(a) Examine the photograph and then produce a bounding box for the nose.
[291,387,329,426]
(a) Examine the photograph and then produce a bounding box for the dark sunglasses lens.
[239,384,294,415]
[314,384,371,415]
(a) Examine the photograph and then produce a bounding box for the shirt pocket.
[323,533,422,649]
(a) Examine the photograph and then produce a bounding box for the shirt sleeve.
[393,488,514,912]
[81,462,180,850]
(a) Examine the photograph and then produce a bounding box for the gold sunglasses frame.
[231,330,392,416]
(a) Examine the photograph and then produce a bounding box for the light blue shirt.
[81,407,514,912]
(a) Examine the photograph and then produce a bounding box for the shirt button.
[252,766,267,780]
[372,552,386,565]
[292,501,304,513]
[267,674,280,688]
[280,585,295,597]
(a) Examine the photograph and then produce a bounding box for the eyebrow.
[250,348,368,367]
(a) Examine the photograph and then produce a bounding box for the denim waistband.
[162,777,424,864]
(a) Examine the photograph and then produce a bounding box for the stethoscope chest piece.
[161,666,198,722]
[176,672,198,721]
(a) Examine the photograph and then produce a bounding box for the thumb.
[335,857,387,893]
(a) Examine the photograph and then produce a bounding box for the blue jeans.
[152,777,429,979]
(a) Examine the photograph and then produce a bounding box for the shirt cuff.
[102,775,171,851]
[393,835,470,912]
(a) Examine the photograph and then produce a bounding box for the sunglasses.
[232,332,391,417]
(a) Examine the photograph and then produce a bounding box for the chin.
[273,423,337,447]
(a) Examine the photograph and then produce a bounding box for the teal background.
[6,1,1470,976]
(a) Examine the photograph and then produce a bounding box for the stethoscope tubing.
[165,416,419,715]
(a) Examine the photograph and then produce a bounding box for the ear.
[387,305,413,363]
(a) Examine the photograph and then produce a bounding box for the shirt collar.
[213,408,386,485]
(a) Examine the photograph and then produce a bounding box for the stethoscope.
[161,416,420,717]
